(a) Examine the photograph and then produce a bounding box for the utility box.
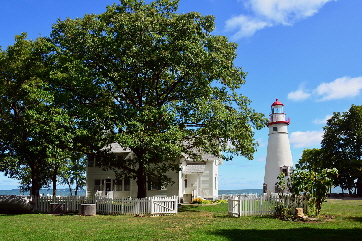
[80,204,96,216]
[50,203,65,214]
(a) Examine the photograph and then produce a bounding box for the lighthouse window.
[273,127,278,132]
[281,166,289,176]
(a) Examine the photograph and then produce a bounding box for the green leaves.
[49,0,267,198]
[1,0,267,198]
[0,34,81,196]
[321,105,362,194]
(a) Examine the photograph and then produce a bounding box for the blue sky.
[1,0,361,190]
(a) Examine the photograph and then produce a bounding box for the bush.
[190,198,212,204]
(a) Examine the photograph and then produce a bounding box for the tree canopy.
[49,0,266,198]
[321,105,362,195]
[0,0,267,198]
[298,105,362,196]
[0,34,78,196]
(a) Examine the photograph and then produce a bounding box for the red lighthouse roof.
[271,99,284,107]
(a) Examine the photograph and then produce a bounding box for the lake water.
[0,189,86,196]
[0,187,344,196]
[0,189,261,196]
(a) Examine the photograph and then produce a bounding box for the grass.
[0,199,361,241]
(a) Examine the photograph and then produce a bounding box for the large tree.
[0,34,76,196]
[299,106,362,196]
[50,0,267,198]
[321,105,362,195]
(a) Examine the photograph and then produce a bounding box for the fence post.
[174,196,178,214]
[149,197,153,215]
[259,195,262,216]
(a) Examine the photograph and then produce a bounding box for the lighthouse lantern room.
[263,99,293,193]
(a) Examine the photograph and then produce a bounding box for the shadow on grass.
[178,206,200,213]
[347,216,362,223]
[0,213,24,216]
[208,228,362,241]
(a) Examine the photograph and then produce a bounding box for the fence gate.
[228,194,308,217]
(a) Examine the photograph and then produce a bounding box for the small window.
[273,127,278,132]
[280,166,289,176]
[275,185,279,193]
[94,179,103,192]
[148,177,162,191]
[124,179,130,191]
[113,179,122,191]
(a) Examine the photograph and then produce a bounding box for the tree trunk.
[75,175,79,196]
[357,178,362,197]
[52,166,58,197]
[136,161,147,198]
[30,165,41,197]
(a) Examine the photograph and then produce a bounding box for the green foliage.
[321,105,362,195]
[0,0,267,198]
[0,34,76,196]
[59,154,87,195]
[274,173,307,220]
[49,0,267,198]
[190,198,212,204]
[276,168,338,217]
[297,106,362,196]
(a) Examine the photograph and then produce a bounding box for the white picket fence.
[32,195,178,215]
[228,194,308,217]
[95,196,178,215]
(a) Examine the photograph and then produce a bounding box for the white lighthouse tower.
[263,99,293,193]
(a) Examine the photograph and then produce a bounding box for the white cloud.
[289,130,323,148]
[226,0,336,39]
[289,76,362,102]
[313,114,333,124]
[315,76,362,101]
[287,89,311,101]
[225,15,271,39]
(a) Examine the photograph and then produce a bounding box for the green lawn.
[0,199,361,241]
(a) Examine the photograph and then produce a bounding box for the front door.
[105,179,112,194]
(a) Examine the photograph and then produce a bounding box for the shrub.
[190,198,212,204]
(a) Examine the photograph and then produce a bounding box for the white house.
[86,143,222,203]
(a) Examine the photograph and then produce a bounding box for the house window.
[114,179,122,191]
[113,178,130,191]
[94,179,103,192]
[124,179,130,191]
[273,127,278,132]
[148,177,163,191]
